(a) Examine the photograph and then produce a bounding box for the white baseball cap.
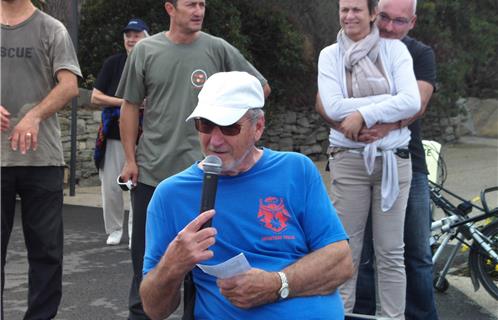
[186,71,264,126]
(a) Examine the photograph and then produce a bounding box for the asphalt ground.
[3,204,133,320]
[3,138,498,319]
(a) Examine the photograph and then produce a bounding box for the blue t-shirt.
[144,149,348,319]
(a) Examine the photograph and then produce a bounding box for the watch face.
[280,287,289,299]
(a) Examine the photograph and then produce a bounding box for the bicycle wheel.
[469,221,498,300]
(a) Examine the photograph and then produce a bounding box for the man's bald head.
[376,0,417,39]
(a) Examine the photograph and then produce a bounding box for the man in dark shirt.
[353,0,438,319]
[91,19,149,248]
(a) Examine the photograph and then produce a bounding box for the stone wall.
[457,97,498,138]
[259,108,330,161]
[60,91,496,186]
[421,97,498,143]
[59,104,331,187]
[60,105,101,186]
[421,111,465,144]
[59,89,101,186]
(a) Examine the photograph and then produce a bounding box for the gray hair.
[123,29,149,42]
[247,108,265,124]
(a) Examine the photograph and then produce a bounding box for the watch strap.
[277,271,289,299]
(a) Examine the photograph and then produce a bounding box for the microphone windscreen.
[203,155,222,175]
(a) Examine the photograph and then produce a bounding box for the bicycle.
[422,139,498,299]
[429,180,498,299]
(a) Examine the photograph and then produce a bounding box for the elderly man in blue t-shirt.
[140,71,353,320]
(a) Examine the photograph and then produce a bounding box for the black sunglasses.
[194,118,244,136]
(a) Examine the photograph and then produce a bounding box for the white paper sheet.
[197,253,251,279]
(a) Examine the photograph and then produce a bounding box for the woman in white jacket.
[317,0,420,319]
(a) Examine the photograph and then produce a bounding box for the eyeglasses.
[194,118,245,136]
[117,176,136,191]
[377,12,412,27]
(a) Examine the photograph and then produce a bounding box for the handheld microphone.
[199,155,223,229]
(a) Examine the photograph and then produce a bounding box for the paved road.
[3,205,133,320]
[3,138,498,319]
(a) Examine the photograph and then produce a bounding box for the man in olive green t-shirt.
[1,1,81,319]
[115,1,270,318]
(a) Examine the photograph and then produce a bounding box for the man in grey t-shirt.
[116,0,270,318]
[0,1,81,319]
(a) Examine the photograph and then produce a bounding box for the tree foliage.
[412,0,498,116]
[78,0,497,116]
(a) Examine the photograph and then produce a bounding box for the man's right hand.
[165,210,217,273]
[0,106,10,132]
[358,122,398,143]
[120,160,139,186]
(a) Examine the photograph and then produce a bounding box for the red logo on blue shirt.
[257,197,291,233]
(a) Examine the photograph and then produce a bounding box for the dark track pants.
[128,182,155,320]
[1,166,64,320]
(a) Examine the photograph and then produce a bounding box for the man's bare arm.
[140,210,217,320]
[285,240,352,296]
[10,69,78,154]
[119,100,140,184]
[217,240,353,309]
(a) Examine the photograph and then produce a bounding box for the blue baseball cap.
[123,18,149,33]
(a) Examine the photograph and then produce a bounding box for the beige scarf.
[337,24,390,98]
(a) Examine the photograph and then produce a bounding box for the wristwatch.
[277,271,289,299]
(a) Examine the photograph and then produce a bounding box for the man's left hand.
[0,106,10,132]
[217,268,279,309]
[9,111,40,154]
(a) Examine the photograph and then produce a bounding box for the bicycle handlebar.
[480,186,498,213]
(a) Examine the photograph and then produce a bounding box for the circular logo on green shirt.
[191,69,208,88]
